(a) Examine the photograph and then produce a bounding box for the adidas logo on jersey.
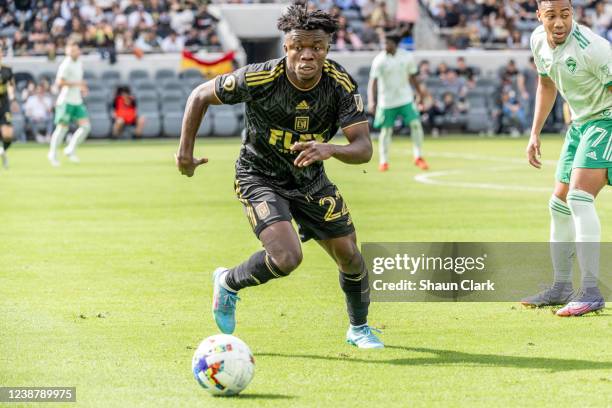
[586,151,597,160]
[296,100,309,110]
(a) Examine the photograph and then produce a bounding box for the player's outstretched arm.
[8,77,18,112]
[526,75,557,169]
[176,79,222,177]
[291,122,372,167]
[367,78,377,114]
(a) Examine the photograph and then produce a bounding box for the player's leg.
[49,103,71,166]
[556,120,611,316]
[316,233,383,349]
[401,103,428,170]
[522,125,580,307]
[212,178,300,333]
[223,221,302,291]
[378,127,392,171]
[64,106,90,161]
[292,184,382,348]
[521,181,575,306]
[112,117,125,138]
[373,106,394,171]
[557,168,607,316]
[0,123,13,169]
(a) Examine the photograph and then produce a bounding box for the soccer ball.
[192,334,255,396]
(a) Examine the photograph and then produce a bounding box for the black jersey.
[0,65,14,106]
[214,57,367,195]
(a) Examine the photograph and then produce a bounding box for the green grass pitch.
[1,137,611,407]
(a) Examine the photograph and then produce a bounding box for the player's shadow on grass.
[235,393,296,400]
[259,346,612,372]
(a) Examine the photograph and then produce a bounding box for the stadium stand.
[3,1,606,139]
[422,0,611,50]
[0,0,223,58]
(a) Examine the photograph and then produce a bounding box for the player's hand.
[526,136,542,169]
[291,141,334,167]
[175,153,208,177]
[81,85,89,97]
[10,101,19,113]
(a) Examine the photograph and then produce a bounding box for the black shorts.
[234,176,355,242]
[0,102,11,126]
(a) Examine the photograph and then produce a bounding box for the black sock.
[225,250,288,291]
[339,262,370,326]
[3,140,11,151]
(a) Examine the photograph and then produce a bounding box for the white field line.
[426,151,558,166]
[415,152,585,193]
[414,170,552,192]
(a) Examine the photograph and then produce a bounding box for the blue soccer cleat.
[212,267,240,334]
[520,283,574,307]
[346,325,384,349]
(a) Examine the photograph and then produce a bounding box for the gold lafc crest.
[255,201,270,219]
[354,94,364,112]
[295,117,309,132]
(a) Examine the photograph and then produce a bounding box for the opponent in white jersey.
[368,31,428,171]
[523,0,611,316]
[48,40,91,167]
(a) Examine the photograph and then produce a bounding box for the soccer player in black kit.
[0,49,17,169]
[176,6,383,348]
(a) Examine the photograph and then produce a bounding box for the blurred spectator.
[507,29,527,49]
[426,0,606,49]
[161,31,185,53]
[442,70,467,98]
[194,4,219,32]
[360,19,381,49]
[333,15,363,50]
[184,28,204,48]
[334,26,363,50]
[455,57,473,79]
[24,84,54,143]
[359,0,377,21]
[436,62,450,80]
[170,2,195,35]
[0,0,222,57]
[592,1,612,38]
[112,86,145,139]
[20,79,37,103]
[369,1,394,30]
[94,20,116,64]
[501,90,527,136]
[12,30,30,56]
[134,29,161,52]
[128,5,154,29]
[418,60,432,81]
[427,91,468,136]
[336,0,361,11]
[517,56,538,125]
[501,59,520,79]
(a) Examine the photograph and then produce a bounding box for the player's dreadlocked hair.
[277,5,338,35]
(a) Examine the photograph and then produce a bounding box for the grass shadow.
[233,393,296,400]
[259,345,612,372]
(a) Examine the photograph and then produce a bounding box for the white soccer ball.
[192,334,255,396]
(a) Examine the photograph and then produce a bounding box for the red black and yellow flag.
[180,50,235,78]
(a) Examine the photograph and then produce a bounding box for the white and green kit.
[531,22,612,184]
